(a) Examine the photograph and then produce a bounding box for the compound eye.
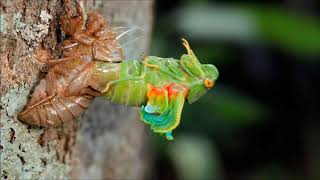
[204,79,214,88]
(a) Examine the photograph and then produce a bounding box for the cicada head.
[179,39,219,104]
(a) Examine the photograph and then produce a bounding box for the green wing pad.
[140,84,186,140]
[145,56,187,82]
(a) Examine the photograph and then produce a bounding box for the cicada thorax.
[97,57,191,107]
[95,60,148,107]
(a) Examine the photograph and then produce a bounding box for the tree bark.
[0,0,153,179]
[0,1,75,179]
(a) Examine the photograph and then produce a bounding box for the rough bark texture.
[1,0,153,179]
[0,0,76,179]
[74,0,153,179]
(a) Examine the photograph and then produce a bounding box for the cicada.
[19,0,219,140]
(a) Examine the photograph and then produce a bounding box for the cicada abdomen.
[18,61,98,127]
[19,79,94,127]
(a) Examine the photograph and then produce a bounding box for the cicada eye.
[204,79,214,88]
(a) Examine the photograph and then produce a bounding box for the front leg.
[69,11,109,45]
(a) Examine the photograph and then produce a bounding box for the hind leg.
[21,68,58,114]
[36,49,80,66]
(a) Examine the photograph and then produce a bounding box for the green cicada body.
[91,39,219,140]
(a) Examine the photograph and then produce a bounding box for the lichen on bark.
[1,0,75,179]
[1,86,69,179]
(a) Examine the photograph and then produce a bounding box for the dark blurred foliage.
[149,0,320,180]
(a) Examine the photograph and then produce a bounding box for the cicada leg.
[142,57,160,70]
[22,60,68,111]
[71,12,109,45]
[101,77,144,94]
[46,56,79,65]
[20,93,56,116]
[19,72,58,116]
[36,49,81,66]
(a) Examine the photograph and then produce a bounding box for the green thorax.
[93,56,199,107]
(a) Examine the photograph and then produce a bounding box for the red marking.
[166,83,189,99]
[148,83,189,100]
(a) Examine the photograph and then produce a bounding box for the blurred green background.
[148,0,320,180]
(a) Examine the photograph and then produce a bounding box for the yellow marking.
[102,83,111,93]
[102,77,145,94]
[142,57,160,70]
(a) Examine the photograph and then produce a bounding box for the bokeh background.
[148,0,320,179]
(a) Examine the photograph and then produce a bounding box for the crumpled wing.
[140,84,186,140]
[143,85,168,114]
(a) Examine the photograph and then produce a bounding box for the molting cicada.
[19,0,219,140]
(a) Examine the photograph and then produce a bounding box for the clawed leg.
[62,39,79,50]
[71,12,109,45]
[61,1,107,45]
[20,93,56,115]
[20,65,60,114]
[40,56,77,66]
[47,56,78,65]
[36,49,78,66]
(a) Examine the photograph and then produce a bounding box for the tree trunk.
[0,0,153,179]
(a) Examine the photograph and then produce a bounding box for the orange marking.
[147,85,166,98]
[166,83,189,99]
